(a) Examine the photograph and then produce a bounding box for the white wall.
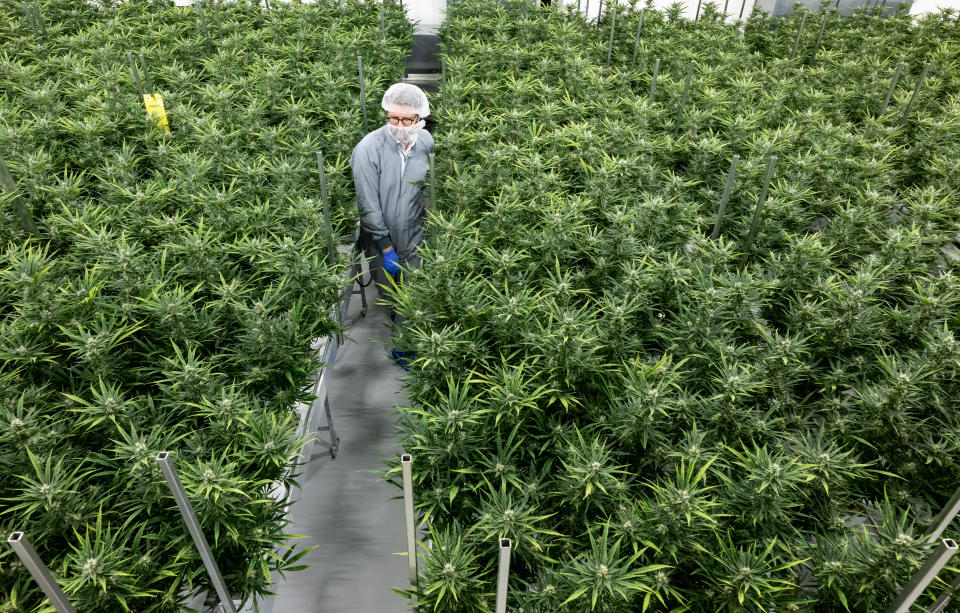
[556,0,959,19]
[910,0,960,14]
[408,0,448,34]
[171,0,955,23]
[556,0,770,21]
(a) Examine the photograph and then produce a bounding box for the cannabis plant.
[0,0,412,610]
[389,0,960,610]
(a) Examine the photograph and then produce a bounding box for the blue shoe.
[390,348,414,370]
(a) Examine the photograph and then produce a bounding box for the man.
[351,83,433,365]
[351,82,433,289]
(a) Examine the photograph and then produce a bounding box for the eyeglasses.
[387,115,418,126]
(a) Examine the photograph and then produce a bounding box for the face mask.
[387,120,425,146]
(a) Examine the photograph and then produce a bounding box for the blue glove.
[382,247,401,275]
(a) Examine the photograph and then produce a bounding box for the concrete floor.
[270,282,411,613]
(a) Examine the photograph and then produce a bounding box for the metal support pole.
[0,152,38,235]
[695,0,702,20]
[316,150,343,345]
[429,152,437,209]
[901,62,930,123]
[196,1,210,41]
[380,0,385,38]
[648,57,660,106]
[357,55,369,133]
[31,3,45,36]
[739,0,748,20]
[316,151,336,268]
[811,11,830,60]
[927,485,960,544]
[886,539,958,613]
[401,454,418,598]
[495,538,512,613]
[930,570,960,613]
[138,53,155,95]
[606,1,617,69]
[127,52,144,99]
[441,57,447,115]
[212,0,224,37]
[723,0,730,19]
[632,10,644,65]
[879,61,904,116]
[21,1,39,37]
[790,12,807,60]
[739,155,777,268]
[673,62,694,138]
[156,453,238,613]
[7,532,76,613]
[322,394,339,458]
[711,155,740,239]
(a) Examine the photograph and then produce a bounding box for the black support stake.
[695,0,703,20]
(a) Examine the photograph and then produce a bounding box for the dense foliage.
[0,1,410,611]
[391,1,960,611]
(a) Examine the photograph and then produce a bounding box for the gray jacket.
[351,125,435,262]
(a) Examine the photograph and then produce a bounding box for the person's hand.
[382,246,401,275]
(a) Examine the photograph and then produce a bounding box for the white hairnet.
[381,83,430,118]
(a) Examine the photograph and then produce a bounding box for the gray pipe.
[401,454,418,599]
[886,539,957,613]
[495,538,512,613]
[879,62,904,116]
[157,453,237,613]
[7,532,76,613]
[711,155,740,239]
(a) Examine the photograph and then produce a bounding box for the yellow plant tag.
[143,93,170,133]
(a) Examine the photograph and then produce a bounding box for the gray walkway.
[271,281,410,613]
